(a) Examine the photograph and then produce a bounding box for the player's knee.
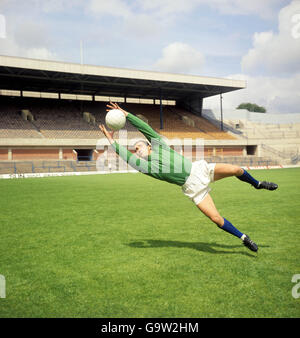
[210,214,223,226]
[234,166,243,176]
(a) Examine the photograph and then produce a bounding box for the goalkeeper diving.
[99,102,278,252]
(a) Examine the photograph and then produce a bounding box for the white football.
[105,109,126,131]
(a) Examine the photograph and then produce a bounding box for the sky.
[0,0,300,114]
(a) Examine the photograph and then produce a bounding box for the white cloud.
[0,14,6,39]
[0,0,82,13]
[207,1,300,114]
[14,22,51,49]
[85,0,288,41]
[87,0,131,18]
[25,47,57,60]
[152,42,205,74]
[87,0,174,39]
[137,0,286,19]
[0,36,57,61]
[242,0,300,75]
[0,17,57,61]
[206,0,286,19]
[136,0,199,15]
[123,14,163,38]
[204,73,300,114]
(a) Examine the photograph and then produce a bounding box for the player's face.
[135,142,150,158]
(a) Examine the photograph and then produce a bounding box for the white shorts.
[182,160,216,205]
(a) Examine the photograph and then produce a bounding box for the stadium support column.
[160,90,163,130]
[257,144,261,157]
[198,97,203,117]
[220,94,224,131]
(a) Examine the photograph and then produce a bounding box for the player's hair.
[133,140,151,148]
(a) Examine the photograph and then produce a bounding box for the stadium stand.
[10,97,105,139]
[0,98,42,138]
[123,103,235,140]
[169,107,236,140]
[5,55,283,175]
[202,108,300,165]
[0,97,235,140]
[236,121,300,140]
[0,96,290,175]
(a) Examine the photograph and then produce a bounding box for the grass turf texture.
[0,168,299,318]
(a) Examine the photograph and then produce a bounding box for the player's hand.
[99,124,115,144]
[106,102,128,117]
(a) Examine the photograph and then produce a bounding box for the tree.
[236,102,266,113]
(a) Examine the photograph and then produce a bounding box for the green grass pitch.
[0,168,299,318]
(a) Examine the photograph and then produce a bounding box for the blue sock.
[220,218,244,239]
[237,169,259,188]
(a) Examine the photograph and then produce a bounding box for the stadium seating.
[0,99,42,138]
[124,103,235,140]
[0,97,235,141]
[166,106,234,138]
[0,96,291,173]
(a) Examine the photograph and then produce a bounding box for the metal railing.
[0,160,97,174]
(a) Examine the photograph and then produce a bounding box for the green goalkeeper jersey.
[111,112,192,186]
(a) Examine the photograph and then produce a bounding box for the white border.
[0,165,299,180]
[0,170,138,179]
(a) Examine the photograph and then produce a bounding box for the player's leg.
[196,193,258,251]
[213,163,278,190]
[196,193,243,237]
[213,163,244,181]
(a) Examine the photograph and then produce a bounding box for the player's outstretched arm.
[99,124,115,144]
[106,101,166,146]
[106,102,164,143]
[99,123,149,173]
